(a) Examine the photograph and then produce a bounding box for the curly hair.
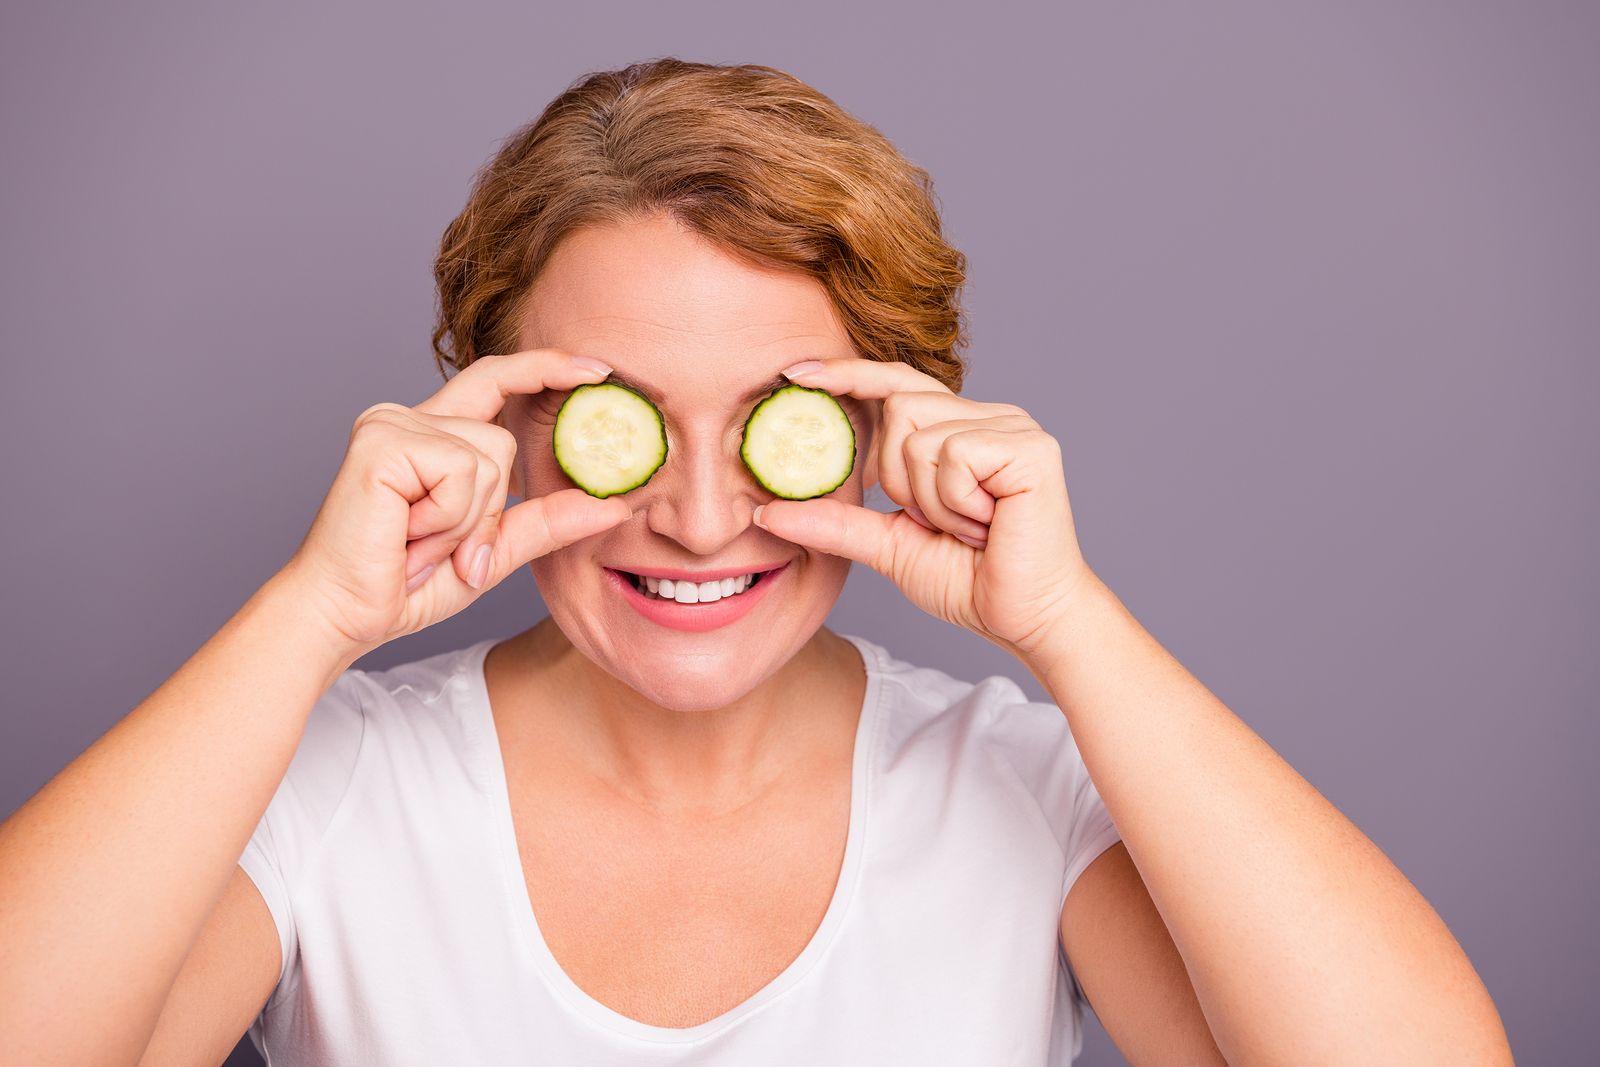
[430,56,969,392]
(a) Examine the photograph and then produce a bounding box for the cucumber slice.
[741,384,856,500]
[553,382,668,498]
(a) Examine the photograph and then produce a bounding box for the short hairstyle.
[430,57,969,391]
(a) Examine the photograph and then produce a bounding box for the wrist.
[258,564,376,679]
[1012,564,1121,681]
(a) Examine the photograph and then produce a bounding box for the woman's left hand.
[753,358,1097,660]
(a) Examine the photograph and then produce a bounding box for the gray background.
[2,2,1593,1063]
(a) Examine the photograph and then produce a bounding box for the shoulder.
[292,636,497,782]
[350,635,495,705]
[845,631,1115,883]
[847,634,1093,830]
[848,632,1082,766]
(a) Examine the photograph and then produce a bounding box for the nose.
[637,427,760,556]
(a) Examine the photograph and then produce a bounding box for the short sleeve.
[1054,741,1121,1014]
[236,668,368,1008]
[979,690,1123,1016]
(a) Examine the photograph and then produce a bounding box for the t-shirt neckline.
[460,631,885,1045]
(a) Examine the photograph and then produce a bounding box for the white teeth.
[630,571,764,602]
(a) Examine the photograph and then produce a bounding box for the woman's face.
[503,211,876,712]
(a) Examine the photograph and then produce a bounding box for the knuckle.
[486,423,519,461]
[477,453,503,488]
[941,428,984,460]
[431,445,474,488]
[354,401,406,428]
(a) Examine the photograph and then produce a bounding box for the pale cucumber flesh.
[552,382,667,498]
[740,384,855,500]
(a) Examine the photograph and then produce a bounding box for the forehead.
[518,213,858,405]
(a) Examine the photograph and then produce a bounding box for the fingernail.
[405,563,437,594]
[955,532,987,550]
[752,504,768,529]
[468,544,492,588]
[781,360,824,380]
[571,355,612,374]
[903,503,935,529]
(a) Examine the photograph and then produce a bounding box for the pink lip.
[605,562,789,633]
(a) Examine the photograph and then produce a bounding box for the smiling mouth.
[618,568,772,603]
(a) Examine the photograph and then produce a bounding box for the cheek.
[526,550,568,597]
[515,412,569,495]
[849,411,877,495]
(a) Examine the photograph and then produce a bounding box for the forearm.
[1024,570,1512,1067]
[0,569,362,1067]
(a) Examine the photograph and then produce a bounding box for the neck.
[491,618,863,820]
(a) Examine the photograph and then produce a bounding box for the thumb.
[496,488,631,575]
[754,498,932,576]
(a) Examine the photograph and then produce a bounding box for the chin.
[533,559,848,712]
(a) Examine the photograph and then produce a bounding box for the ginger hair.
[431,56,969,391]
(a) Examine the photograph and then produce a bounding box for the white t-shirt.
[238,632,1123,1065]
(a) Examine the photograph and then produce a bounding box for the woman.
[0,59,1511,1065]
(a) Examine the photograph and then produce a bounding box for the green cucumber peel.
[739,383,856,500]
[552,381,668,498]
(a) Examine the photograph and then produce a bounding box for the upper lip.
[607,562,789,582]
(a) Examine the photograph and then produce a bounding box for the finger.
[409,418,519,582]
[405,410,520,477]
[393,426,497,537]
[869,392,1023,511]
[913,417,1027,527]
[357,406,519,545]
[903,424,994,544]
[781,356,955,400]
[413,347,614,422]
[352,415,482,545]
[901,502,941,533]
[939,427,1078,579]
[437,423,519,576]
[448,447,508,585]
[934,426,1070,559]
[871,391,962,510]
[754,497,937,576]
[402,442,503,581]
[492,488,633,579]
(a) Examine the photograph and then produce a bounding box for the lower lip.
[606,562,790,633]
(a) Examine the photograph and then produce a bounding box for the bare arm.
[1027,571,1514,1066]
[1062,842,1227,1065]
[134,865,286,1067]
[0,349,632,1067]
[0,569,359,1067]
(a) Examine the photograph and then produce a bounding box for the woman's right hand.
[280,347,630,655]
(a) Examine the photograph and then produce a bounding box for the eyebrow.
[600,369,798,409]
